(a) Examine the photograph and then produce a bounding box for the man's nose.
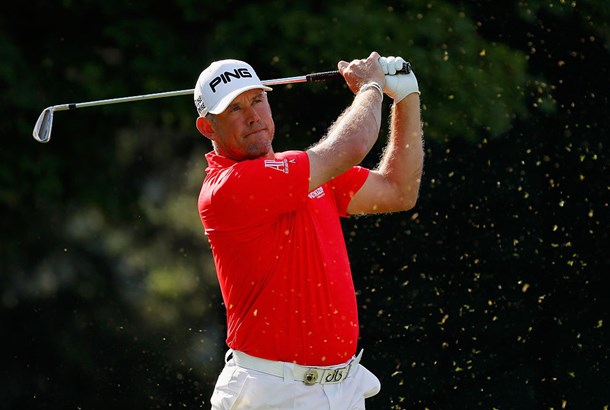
[244,106,261,124]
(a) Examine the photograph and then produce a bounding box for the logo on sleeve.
[264,158,295,174]
[308,186,325,199]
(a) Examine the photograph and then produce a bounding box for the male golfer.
[194,51,423,409]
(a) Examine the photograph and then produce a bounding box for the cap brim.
[209,85,273,115]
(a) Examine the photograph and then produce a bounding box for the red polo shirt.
[199,150,369,366]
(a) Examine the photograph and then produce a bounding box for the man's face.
[206,89,275,161]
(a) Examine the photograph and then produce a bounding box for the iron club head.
[33,107,54,143]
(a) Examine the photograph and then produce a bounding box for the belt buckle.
[304,369,319,386]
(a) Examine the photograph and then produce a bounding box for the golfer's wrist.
[358,81,383,99]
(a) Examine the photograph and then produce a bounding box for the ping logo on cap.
[209,68,253,93]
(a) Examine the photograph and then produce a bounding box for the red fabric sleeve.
[327,166,370,217]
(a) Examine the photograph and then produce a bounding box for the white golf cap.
[194,59,272,116]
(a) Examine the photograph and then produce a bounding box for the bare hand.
[338,52,386,94]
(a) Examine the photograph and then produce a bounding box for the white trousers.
[210,351,381,409]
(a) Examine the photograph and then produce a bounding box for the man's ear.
[196,116,216,141]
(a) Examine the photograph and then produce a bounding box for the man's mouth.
[245,128,266,138]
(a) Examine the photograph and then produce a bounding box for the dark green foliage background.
[1,1,608,408]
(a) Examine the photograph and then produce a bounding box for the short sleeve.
[327,166,370,216]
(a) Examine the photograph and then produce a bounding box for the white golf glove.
[379,56,420,103]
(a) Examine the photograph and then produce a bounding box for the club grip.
[305,62,412,83]
[305,70,343,82]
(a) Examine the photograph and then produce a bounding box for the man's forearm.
[377,93,424,208]
[326,88,382,154]
[307,88,383,190]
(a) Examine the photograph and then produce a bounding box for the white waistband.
[229,349,363,385]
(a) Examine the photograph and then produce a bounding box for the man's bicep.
[306,147,345,192]
[347,171,411,215]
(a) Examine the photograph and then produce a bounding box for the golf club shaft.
[33,62,411,143]
[46,63,411,112]
[48,75,320,113]
[45,72,339,113]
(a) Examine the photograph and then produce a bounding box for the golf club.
[33,62,411,143]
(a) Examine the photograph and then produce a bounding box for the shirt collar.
[205,151,236,169]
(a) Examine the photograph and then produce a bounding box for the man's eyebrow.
[227,101,241,110]
[247,91,265,103]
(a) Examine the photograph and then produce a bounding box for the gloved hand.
[379,56,420,103]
